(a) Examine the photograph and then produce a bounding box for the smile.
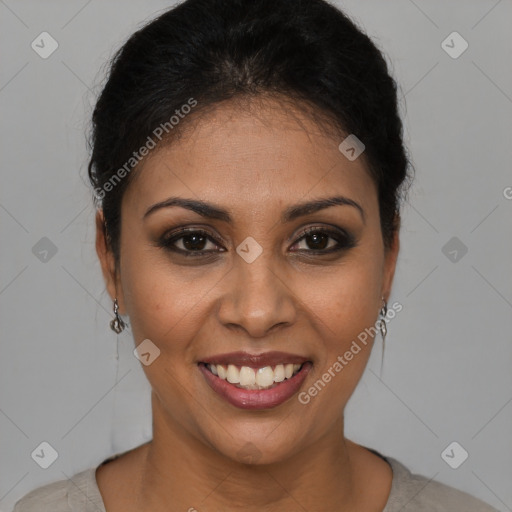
[206,363,303,390]
[198,351,312,410]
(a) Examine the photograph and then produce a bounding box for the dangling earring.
[378,296,388,344]
[378,296,388,376]
[110,298,125,333]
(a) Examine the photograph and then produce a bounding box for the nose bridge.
[216,244,296,338]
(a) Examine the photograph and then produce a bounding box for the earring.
[110,298,126,333]
[378,296,388,343]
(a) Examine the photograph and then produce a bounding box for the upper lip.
[200,351,310,367]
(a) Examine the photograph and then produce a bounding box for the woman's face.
[97,97,399,464]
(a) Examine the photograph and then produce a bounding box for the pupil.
[307,233,328,250]
[183,234,206,250]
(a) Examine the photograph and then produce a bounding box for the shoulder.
[12,467,104,512]
[384,456,499,512]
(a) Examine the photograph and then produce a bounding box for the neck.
[134,393,360,512]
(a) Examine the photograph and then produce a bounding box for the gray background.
[1,1,511,510]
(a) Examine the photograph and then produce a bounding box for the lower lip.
[198,362,312,410]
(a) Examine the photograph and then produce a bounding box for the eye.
[157,225,356,258]
[158,228,225,256]
[290,226,356,254]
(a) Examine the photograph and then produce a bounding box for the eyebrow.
[143,195,365,224]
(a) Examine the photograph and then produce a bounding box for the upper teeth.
[207,363,302,389]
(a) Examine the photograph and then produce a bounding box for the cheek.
[119,249,208,418]
[298,252,383,402]
[303,253,383,338]
[119,242,209,352]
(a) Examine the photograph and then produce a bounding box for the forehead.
[123,97,377,220]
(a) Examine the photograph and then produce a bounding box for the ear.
[381,215,400,302]
[95,210,125,314]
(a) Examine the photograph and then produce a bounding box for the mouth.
[198,352,312,410]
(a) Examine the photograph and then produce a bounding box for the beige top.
[13,450,498,511]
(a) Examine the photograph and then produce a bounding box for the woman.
[13,0,498,510]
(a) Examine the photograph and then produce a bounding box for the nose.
[216,254,298,339]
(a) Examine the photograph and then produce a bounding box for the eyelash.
[157,226,356,258]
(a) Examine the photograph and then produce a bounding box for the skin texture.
[95,96,400,512]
